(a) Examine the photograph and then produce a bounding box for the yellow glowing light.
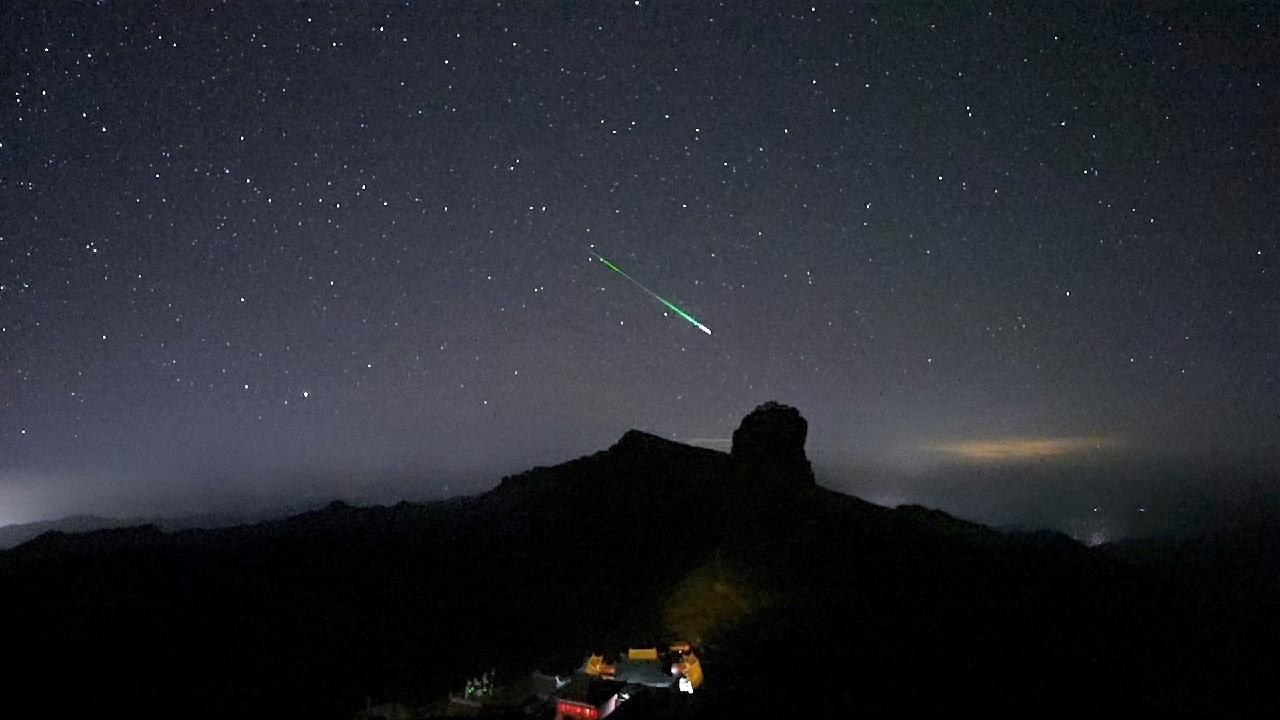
[925,436,1113,461]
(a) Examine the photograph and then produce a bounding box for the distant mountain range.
[0,506,324,549]
[1,402,1276,718]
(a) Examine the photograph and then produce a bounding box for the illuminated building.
[555,642,704,718]
[554,677,626,720]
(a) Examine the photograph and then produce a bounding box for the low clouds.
[923,436,1118,462]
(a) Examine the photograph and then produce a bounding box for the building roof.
[612,659,676,688]
[557,676,628,708]
[483,671,563,708]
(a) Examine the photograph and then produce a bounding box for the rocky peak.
[731,401,815,486]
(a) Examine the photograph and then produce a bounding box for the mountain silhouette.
[0,508,310,549]
[0,402,1276,718]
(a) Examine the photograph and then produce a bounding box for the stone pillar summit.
[730,401,815,488]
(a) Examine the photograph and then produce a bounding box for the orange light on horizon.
[924,436,1116,461]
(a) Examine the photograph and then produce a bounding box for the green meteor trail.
[590,250,713,335]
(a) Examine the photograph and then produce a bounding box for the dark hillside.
[1,403,1276,718]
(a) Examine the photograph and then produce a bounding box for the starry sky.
[2,2,1277,529]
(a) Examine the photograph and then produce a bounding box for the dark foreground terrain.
[2,403,1277,718]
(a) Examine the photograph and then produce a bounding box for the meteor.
[590,249,713,335]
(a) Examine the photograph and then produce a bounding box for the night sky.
[2,2,1277,531]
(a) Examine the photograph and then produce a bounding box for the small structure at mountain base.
[554,677,627,720]
[555,642,702,719]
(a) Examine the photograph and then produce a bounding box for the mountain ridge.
[1,402,1276,718]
